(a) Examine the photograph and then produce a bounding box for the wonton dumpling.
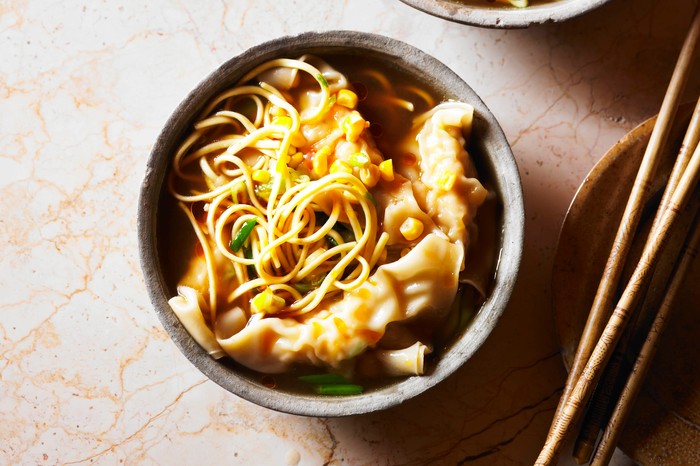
[373,177,441,245]
[169,286,225,359]
[214,233,462,373]
[402,103,488,261]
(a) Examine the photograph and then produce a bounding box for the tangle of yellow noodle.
[168,58,386,322]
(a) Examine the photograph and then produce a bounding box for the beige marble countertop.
[3,0,700,464]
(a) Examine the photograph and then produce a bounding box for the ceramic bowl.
[138,31,524,417]
[398,0,612,28]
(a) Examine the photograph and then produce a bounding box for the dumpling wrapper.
[214,233,463,373]
[168,286,226,359]
[401,103,488,263]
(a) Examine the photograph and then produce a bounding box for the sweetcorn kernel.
[378,159,394,181]
[313,146,331,177]
[359,164,380,188]
[269,105,286,117]
[400,217,424,241]
[290,131,307,147]
[329,159,353,174]
[337,89,358,109]
[252,169,271,183]
[271,115,292,128]
[437,170,457,191]
[289,152,304,169]
[342,111,367,142]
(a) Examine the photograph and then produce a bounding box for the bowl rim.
[398,0,613,28]
[138,30,524,417]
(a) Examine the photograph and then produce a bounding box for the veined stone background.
[2,0,699,464]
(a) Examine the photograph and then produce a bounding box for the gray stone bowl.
[399,0,612,28]
[138,31,524,417]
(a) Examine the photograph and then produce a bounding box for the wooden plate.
[553,103,700,465]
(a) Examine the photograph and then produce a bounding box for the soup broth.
[157,53,501,394]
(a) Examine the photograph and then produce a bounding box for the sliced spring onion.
[298,373,348,384]
[254,179,273,201]
[316,73,329,89]
[348,152,370,167]
[230,218,257,252]
[325,235,339,248]
[244,245,257,279]
[364,191,377,206]
[291,283,312,294]
[292,273,327,294]
[314,384,363,396]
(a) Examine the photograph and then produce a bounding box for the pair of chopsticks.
[536,4,700,465]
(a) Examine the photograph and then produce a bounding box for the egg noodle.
[168,58,389,322]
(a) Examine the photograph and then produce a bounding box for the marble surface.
[3,0,699,464]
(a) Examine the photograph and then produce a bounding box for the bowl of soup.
[138,30,524,416]
[398,0,612,28]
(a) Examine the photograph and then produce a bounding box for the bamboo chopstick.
[572,97,700,465]
[538,7,700,463]
[537,117,700,465]
[547,4,700,450]
[591,203,700,465]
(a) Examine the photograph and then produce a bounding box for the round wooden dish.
[553,103,700,464]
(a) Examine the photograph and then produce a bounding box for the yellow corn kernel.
[337,89,358,109]
[269,105,286,117]
[437,170,457,191]
[359,164,380,188]
[313,146,331,178]
[290,131,307,147]
[289,151,304,169]
[378,159,394,181]
[252,169,271,183]
[271,115,292,128]
[400,217,424,241]
[342,111,367,142]
[251,289,285,315]
[329,159,353,174]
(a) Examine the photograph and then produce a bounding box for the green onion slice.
[348,152,370,167]
[230,218,258,252]
[244,245,257,279]
[316,73,329,89]
[325,235,339,248]
[298,373,348,384]
[314,384,363,396]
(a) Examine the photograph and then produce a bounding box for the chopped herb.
[292,273,327,294]
[314,384,363,396]
[298,373,348,384]
[316,73,329,89]
[244,245,257,279]
[291,283,312,293]
[230,218,257,252]
[348,152,370,167]
[325,235,339,248]
[254,179,273,201]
